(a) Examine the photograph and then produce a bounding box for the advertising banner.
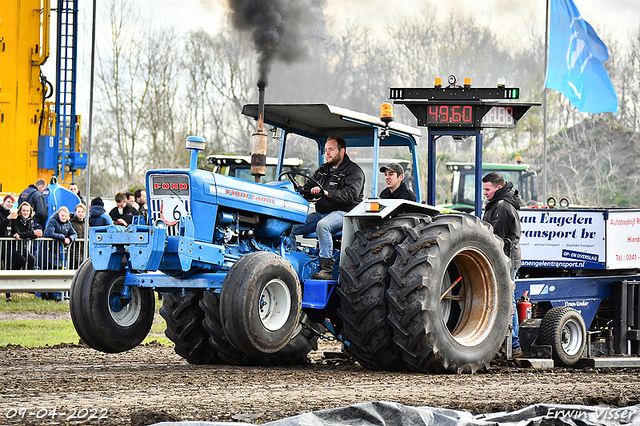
[606,211,640,269]
[520,209,605,269]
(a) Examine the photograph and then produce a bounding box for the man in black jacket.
[482,171,522,355]
[109,192,139,226]
[379,163,416,201]
[18,179,48,230]
[294,135,365,280]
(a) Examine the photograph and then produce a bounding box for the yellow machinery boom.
[0,0,83,196]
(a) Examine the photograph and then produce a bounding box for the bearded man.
[293,135,365,280]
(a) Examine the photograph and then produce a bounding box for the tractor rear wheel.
[336,214,431,370]
[70,259,155,353]
[538,306,586,367]
[219,251,302,356]
[386,214,513,373]
[160,290,219,364]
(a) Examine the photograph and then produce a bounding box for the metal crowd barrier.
[0,237,85,292]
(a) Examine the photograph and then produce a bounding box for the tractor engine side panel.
[147,170,308,252]
[211,174,309,227]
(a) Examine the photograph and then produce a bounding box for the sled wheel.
[336,214,432,370]
[220,252,301,355]
[386,213,513,373]
[538,306,586,367]
[70,259,155,353]
[159,290,219,364]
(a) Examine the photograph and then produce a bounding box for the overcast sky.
[137,0,639,47]
[62,0,638,116]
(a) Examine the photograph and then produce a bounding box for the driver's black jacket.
[302,154,365,214]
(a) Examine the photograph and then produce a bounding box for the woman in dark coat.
[11,201,41,271]
[1,195,18,301]
[44,206,77,244]
[44,206,77,269]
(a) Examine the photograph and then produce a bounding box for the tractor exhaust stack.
[251,81,267,182]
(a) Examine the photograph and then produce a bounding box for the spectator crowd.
[1,180,148,301]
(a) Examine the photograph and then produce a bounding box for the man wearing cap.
[379,163,416,201]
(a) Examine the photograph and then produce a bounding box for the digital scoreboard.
[390,76,541,218]
[389,84,539,129]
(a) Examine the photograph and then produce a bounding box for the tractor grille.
[148,173,191,237]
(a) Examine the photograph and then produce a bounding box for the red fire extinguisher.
[517,291,532,324]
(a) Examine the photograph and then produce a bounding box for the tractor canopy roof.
[241,104,422,148]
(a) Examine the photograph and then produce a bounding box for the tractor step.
[302,279,337,309]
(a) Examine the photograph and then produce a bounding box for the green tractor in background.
[443,159,538,212]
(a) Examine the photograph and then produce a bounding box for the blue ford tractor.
[70,103,513,373]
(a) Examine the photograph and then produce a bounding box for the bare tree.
[143,27,186,169]
[182,26,257,155]
[94,0,152,186]
[85,1,639,208]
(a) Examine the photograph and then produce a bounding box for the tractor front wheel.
[70,259,155,353]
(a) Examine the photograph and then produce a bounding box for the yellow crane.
[0,0,85,198]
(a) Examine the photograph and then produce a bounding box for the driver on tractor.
[293,135,365,280]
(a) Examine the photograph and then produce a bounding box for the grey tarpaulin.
[152,401,640,426]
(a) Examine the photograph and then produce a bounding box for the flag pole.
[542,0,550,203]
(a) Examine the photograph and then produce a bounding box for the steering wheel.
[277,171,325,202]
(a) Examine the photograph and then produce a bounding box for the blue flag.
[546,0,618,114]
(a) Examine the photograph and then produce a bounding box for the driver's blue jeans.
[293,211,346,258]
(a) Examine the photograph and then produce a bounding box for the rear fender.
[341,199,442,261]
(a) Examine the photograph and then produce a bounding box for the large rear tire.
[386,214,513,373]
[70,259,155,353]
[336,214,432,370]
[538,306,586,367]
[219,252,302,356]
[159,290,219,364]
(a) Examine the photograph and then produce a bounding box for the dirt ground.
[2,313,640,426]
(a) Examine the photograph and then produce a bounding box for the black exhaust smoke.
[228,0,325,181]
[228,0,326,83]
